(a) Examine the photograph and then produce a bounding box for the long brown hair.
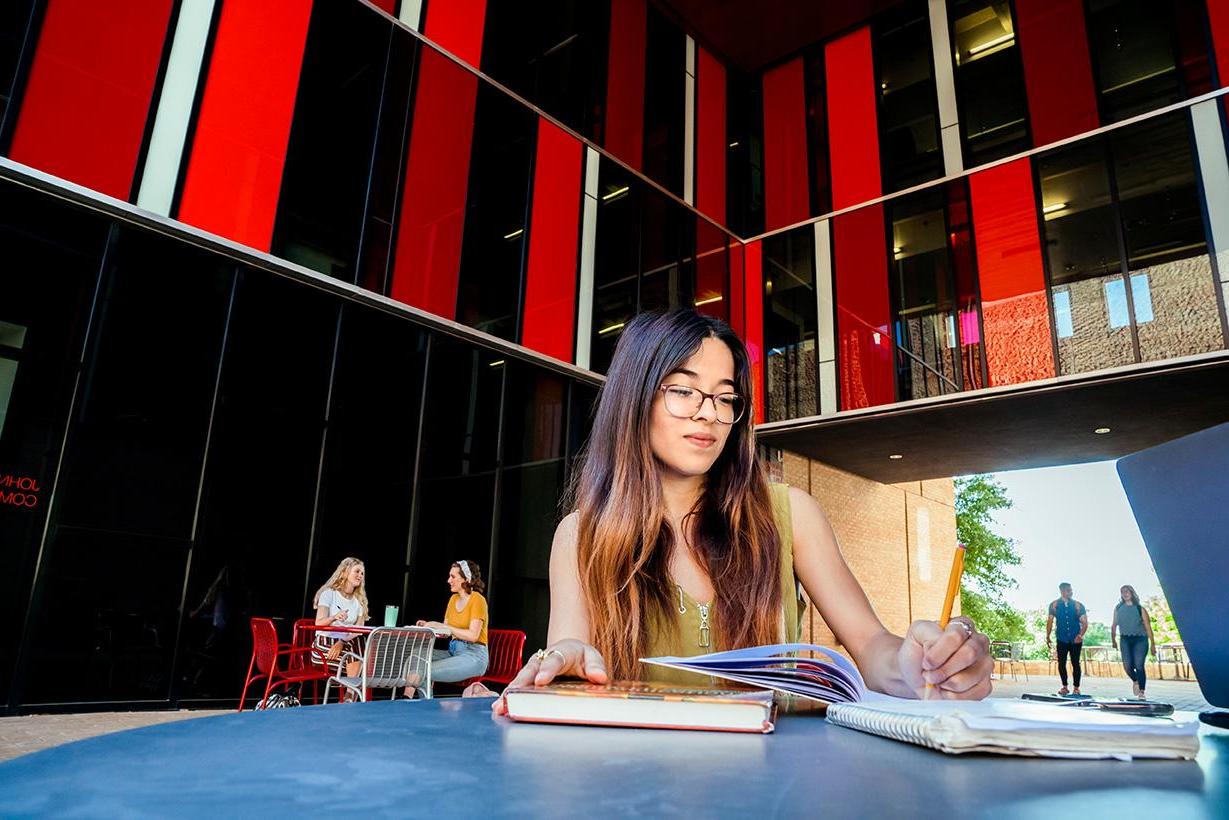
[566,310,782,680]
[1120,585,1140,606]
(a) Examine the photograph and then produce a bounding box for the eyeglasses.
[658,384,746,425]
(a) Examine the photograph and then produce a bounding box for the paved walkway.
[0,675,1213,763]
[0,709,228,762]
[989,673,1212,711]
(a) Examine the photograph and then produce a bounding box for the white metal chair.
[323,626,435,703]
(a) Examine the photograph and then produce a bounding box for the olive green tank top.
[642,483,803,686]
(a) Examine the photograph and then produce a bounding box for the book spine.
[825,705,941,751]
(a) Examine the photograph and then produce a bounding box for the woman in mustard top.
[416,560,489,686]
[493,309,992,712]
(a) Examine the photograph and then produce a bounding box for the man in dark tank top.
[1046,582,1088,695]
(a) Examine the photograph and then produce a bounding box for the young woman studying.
[493,309,992,713]
[411,560,490,695]
[313,556,369,679]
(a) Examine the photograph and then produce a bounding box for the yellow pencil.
[939,543,966,629]
[926,543,966,699]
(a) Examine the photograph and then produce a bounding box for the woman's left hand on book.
[898,617,992,699]
[491,639,609,716]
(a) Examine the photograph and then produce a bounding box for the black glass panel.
[639,188,694,313]
[591,160,640,372]
[307,305,427,631]
[408,336,502,623]
[480,0,610,140]
[876,0,944,192]
[0,0,38,135]
[1087,0,1207,124]
[490,362,567,649]
[803,51,832,217]
[727,69,764,237]
[182,270,337,699]
[949,0,1030,166]
[358,27,418,296]
[888,188,962,400]
[762,227,818,421]
[0,182,108,705]
[455,83,536,341]
[53,230,234,539]
[23,528,189,704]
[643,5,685,196]
[272,0,391,283]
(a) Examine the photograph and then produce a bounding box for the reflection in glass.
[1110,113,1224,360]
[763,228,818,421]
[888,190,962,400]
[639,187,695,314]
[876,0,944,192]
[643,5,685,196]
[0,183,109,704]
[949,0,1030,166]
[1037,141,1133,375]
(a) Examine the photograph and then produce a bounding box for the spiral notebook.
[825,698,1202,760]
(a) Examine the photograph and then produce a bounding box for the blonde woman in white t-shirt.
[313,557,369,679]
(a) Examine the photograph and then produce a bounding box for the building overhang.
[755,351,1229,482]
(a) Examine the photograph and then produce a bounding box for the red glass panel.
[744,240,765,424]
[369,0,396,12]
[761,57,809,231]
[968,158,1055,386]
[9,0,174,200]
[1015,0,1098,146]
[1206,0,1229,112]
[177,0,312,251]
[824,27,880,211]
[834,205,893,409]
[695,46,727,225]
[605,0,647,170]
[423,0,487,67]
[388,49,478,319]
[522,119,584,362]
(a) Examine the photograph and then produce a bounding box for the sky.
[976,460,1162,626]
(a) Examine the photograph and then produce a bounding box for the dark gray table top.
[0,699,1225,818]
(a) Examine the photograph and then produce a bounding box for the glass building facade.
[1,0,1228,708]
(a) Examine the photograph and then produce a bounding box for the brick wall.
[776,451,959,652]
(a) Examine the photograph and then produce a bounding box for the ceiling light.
[598,322,625,335]
[968,32,1014,56]
[1094,427,1111,434]
[889,454,904,460]
[728,141,740,148]
[602,186,630,201]
[695,295,723,306]
[489,360,505,367]
[1042,202,1067,215]
[502,228,523,240]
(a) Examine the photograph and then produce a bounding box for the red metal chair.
[287,617,330,704]
[457,629,527,691]
[238,618,331,712]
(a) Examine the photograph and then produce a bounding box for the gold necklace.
[675,584,712,649]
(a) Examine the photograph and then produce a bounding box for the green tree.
[955,475,1029,643]
[1142,594,1182,645]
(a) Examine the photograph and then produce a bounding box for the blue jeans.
[1121,635,1149,691]
[432,640,489,683]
